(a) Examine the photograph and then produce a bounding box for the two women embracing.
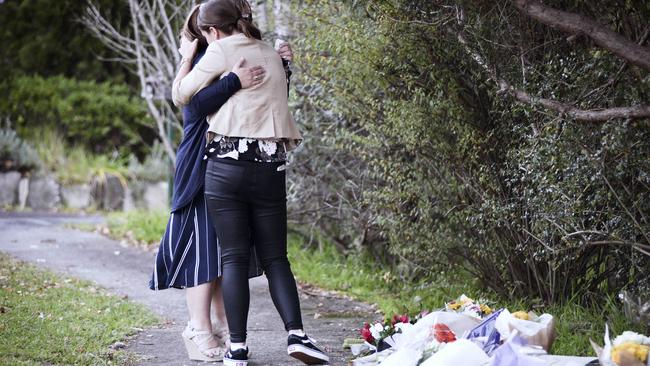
[149,0,329,364]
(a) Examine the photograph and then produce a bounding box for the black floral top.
[203,135,300,163]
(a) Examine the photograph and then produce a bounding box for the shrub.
[127,142,169,182]
[0,129,22,171]
[28,130,127,185]
[0,75,155,158]
[0,128,41,173]
[291,1,650,305]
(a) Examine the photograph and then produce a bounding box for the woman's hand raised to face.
[231,57,266,89]
[178,36,199,62]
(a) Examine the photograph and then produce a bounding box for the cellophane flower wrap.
[494,308,556,351]
[604,329,650,366]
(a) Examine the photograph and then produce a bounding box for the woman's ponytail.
[236,17,262,40]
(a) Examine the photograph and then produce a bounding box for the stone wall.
[0,172,168,212]
[0,171,21,207]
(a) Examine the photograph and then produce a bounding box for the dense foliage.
[290,0,650,304]
[0,75,155,158]
[0,0,152,164]
[0,0,131,82]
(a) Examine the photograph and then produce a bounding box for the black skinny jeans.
[204,158,303,343]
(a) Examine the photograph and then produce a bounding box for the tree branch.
[513,0,650,72]
[83,0,189,163]
[504,87,650,121]
[455,30,650,122]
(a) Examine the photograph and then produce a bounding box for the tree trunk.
[83,0,188,164]
[273,0,292,40]
[253,0,270,34]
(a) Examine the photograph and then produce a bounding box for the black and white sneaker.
[287,334,329,365]
[223,347,248,366]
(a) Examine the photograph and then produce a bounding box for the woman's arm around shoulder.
[172,40,229,107]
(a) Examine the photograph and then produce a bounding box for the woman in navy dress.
[148,3,294,362]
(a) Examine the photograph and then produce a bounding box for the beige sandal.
[182,322,224,362]
[212,325,229,344]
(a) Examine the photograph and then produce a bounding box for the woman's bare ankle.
[190,318,213,332]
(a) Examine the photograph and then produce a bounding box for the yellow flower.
[480,304,492,315]
[448,303,461,310]
[512,311,529,320]
[611,342,649,365]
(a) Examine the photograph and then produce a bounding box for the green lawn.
[106,210,168,245]
[0,253,159,365]
[99,210,644,356]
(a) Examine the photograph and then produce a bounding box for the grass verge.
[67,210,167,250]
[105,210,168,245]
[0,253,159,365]
[287,235,644,356]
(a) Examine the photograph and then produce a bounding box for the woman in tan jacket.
[172,0,328,365]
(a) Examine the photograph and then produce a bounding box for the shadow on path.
[0,212,371,365]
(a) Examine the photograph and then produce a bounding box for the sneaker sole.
[223,358,248,366]
[288,344,329,365]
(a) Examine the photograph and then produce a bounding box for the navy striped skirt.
[149,191,262,290]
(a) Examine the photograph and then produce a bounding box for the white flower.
[613,331,650,347]
[459,294,473,304]
[394,322,413,333]
[462,304,482,318]
[370,323,384,339]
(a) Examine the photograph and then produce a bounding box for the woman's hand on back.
[231,57,266,89]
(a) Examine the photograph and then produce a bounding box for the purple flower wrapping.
[465,308,504,355]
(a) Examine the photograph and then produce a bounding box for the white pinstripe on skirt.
[150,191,262,290]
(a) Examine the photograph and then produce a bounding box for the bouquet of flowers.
[360,313,413,351]
[422,322,458,357]
[494,308,556,351]
[599,330,650,366]
[445,294,493,319]
[612,331,650,366]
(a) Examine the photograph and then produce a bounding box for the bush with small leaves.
[291,0,650,305]
[0,128,41,173]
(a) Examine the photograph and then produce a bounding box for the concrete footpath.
[0,212,372,365]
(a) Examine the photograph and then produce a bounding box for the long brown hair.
[197,0,262,41]
[182,4,208,50]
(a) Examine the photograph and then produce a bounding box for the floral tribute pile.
[347,294,649,366]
